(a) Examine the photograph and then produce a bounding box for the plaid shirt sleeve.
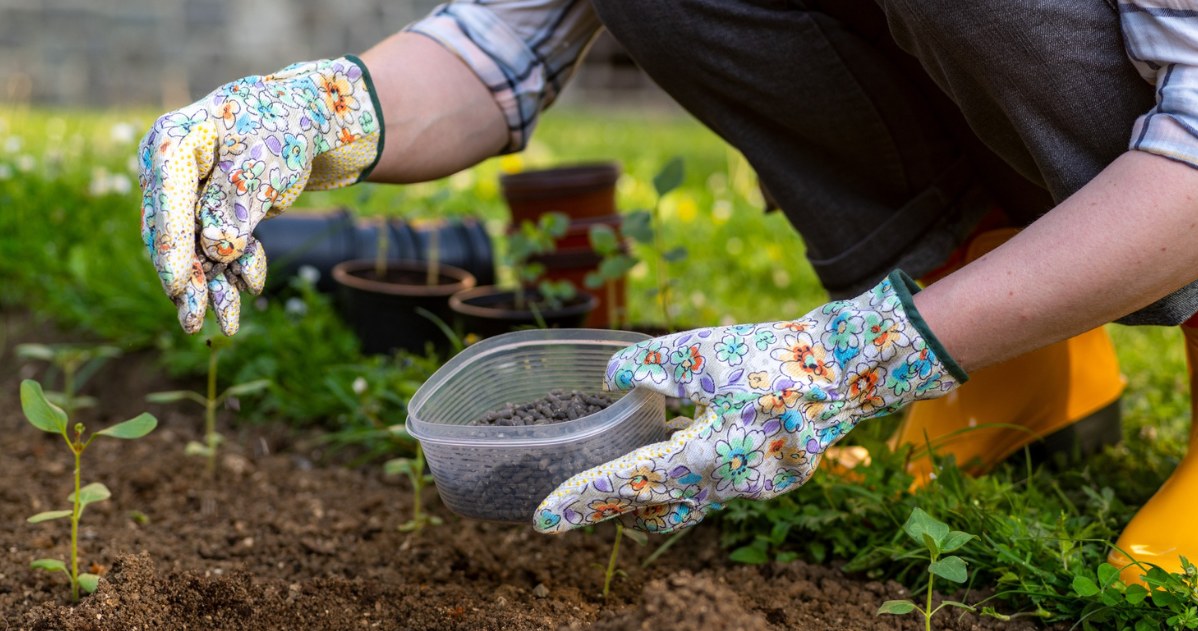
[1121,1,1198,168]
[406,0,604,154]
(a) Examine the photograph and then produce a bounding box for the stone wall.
[0,0,663,108]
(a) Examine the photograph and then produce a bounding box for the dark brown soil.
[0,316,1048,631]
[471,390,616,426]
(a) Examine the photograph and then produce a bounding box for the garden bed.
[0,339,1049,631]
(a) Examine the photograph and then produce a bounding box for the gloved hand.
[138,56,383,335]
[534,270,968,534]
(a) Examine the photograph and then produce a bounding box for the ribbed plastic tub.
[406,329,668,523]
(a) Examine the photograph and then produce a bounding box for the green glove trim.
[888,269,969,384]
[345,54,386,183]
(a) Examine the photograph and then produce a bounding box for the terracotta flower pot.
[332,259,476,355]
[500,163,621,225]
[448,285,598,340]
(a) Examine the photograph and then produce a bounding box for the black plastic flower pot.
[332,259,476,355]
[254,210,494,293]
[448,286,599,340]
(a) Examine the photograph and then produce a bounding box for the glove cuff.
[343,54,386,183]
[886,269,969,384]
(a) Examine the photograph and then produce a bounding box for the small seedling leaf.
[78,573,100,594]
[921,533,940,556]
[662,246,688,263]
[903,507,949,547]
[383,458,413,476]
[16,343,56,361]
[146,390,203,405]
[729,544,769,565]
[653,157,685,197]
[1096,562,1120,587]
[940,600,976,612]
[1151,588,1180,608]
[1125,583,1149,605]
[223,379,271,398]
[1072,574,1100,597]
[95,413,157,439]
[27,510,72,523]
[584,272,605,290]
[622,529,648,546]
[69,482,111,508]
[876,600,917,615]
[31,558,67,573]
[939,531,975,553]
[597,256,637,279]
[622,211,653,242]
[929,556,969,584]
[588,224,619,253]
[775,551,799,564]
[20,380,68,434]
[184,441,213,457]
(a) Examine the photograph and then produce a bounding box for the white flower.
[15,154,35,172]
[352,377,368,396]
[89,168,111,196]
[297,265,320,285]
[109,174,132,195]
[285,297,307,316]
[110,122,137,144]
[3,136,21,153]
[0,164,11,180]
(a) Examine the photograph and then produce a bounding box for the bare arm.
[916,150,1198,372]
[359,32,509,183]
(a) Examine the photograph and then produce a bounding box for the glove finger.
[157,120,220,296]
[197,176,253,264]
[603,324,800,406]
[534,407,723,534]
[618,502,708,534]
[174,257,209,334]
[208,270,242,336]
[226,236,268,295]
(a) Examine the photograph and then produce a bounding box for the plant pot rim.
[449,285,598,321]
[332,259,477,298]
[500,163,621,198]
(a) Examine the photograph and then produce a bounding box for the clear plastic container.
[406,329,668,523]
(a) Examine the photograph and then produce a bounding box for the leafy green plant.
[505,211,576,312]
[1056,557,1198,630]
[21,379,157,602]
[146,337,269,476]
[17,343,121,418]
[584,213,646,329]
[383,434,442,532]
[877,507,977,630]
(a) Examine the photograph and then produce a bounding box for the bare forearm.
[359,32,508,183]
[916,150,1198,372]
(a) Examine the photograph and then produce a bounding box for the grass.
[1,104,1195,625]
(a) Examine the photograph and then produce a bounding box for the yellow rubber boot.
[896,325,1125,483]
[1109,323,1198,585]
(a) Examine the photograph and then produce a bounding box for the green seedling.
[17,343,121,418]
[146,337,269,476]
[505,211,576,312]
[622,158,686,331]
[21,379,157,602]
[596,522,648,600]
[584,218,641,330]
[877,507,977,630]
[384,433,443,532]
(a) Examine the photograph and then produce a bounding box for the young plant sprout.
[877,507,977,630]
[384,425,442,532]
[506,211,575,312]
[145,337,269,476]
[21,379,157,603]
[646,157,687,332]
[585,215,645,330]
[17,343,121,419]
[598,522,647,600]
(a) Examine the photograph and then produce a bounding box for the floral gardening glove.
[138,56,383,335]
[534,271,968,534]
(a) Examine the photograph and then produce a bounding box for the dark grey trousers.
[590,0,1198,326]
